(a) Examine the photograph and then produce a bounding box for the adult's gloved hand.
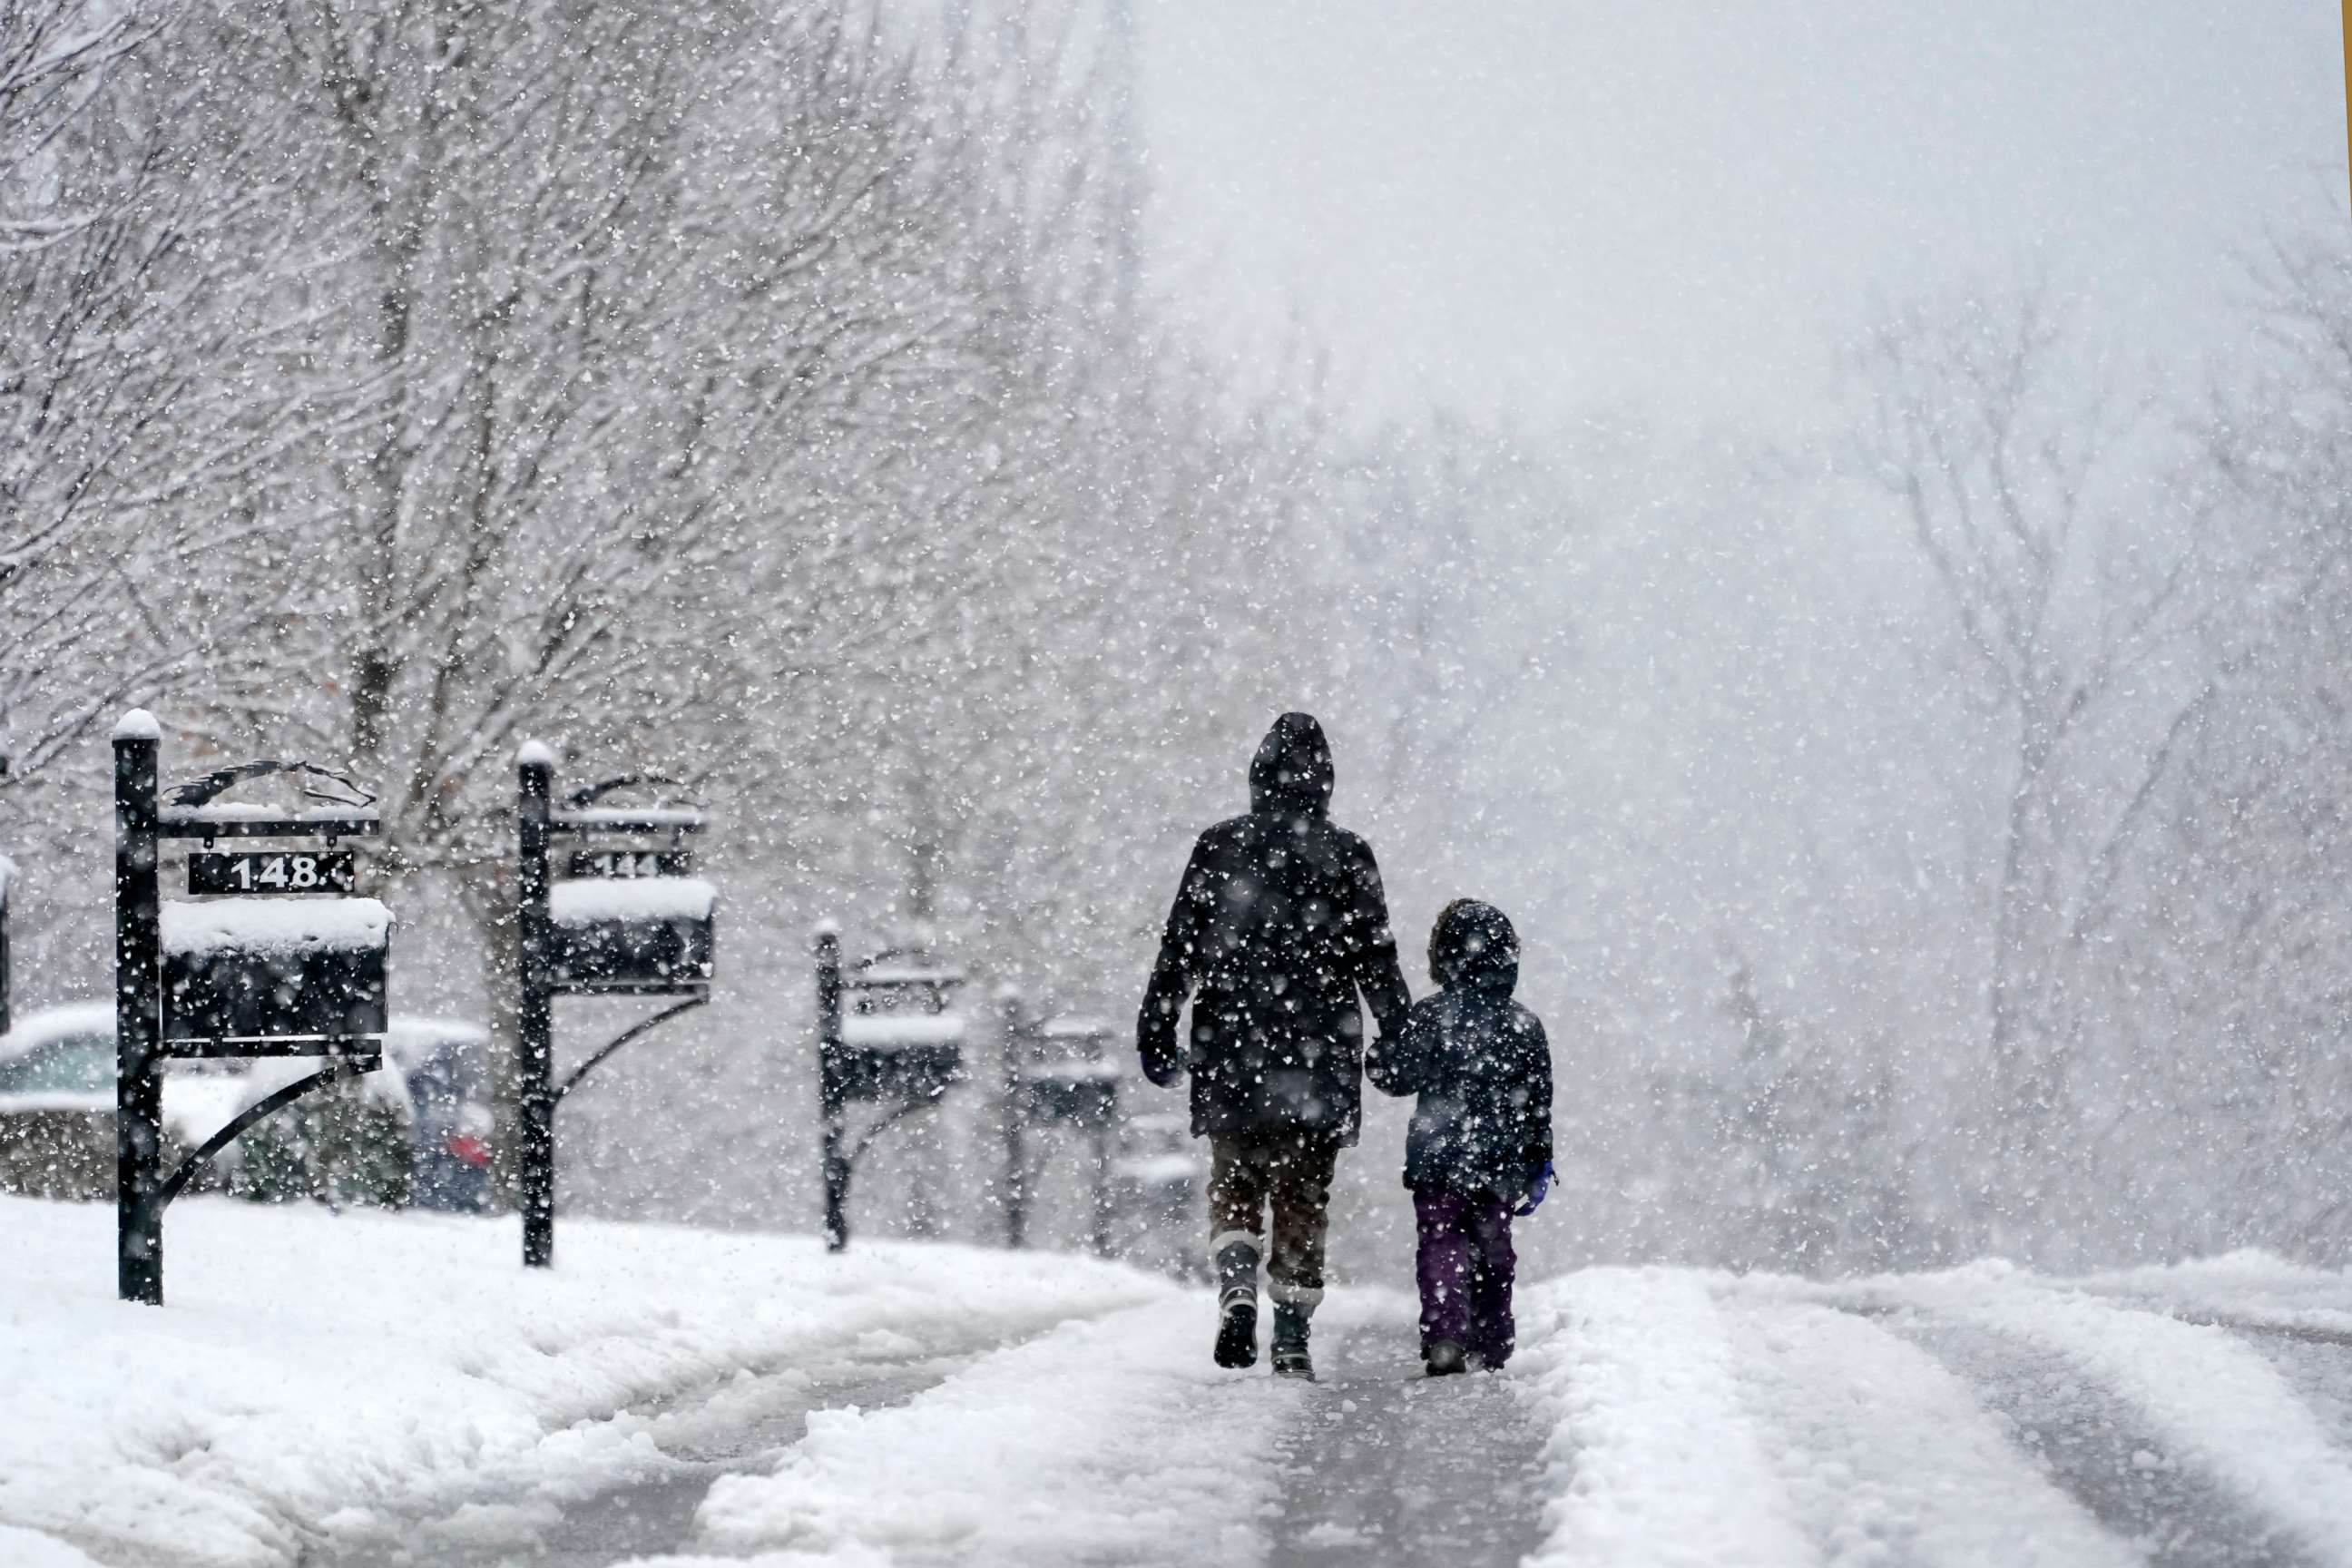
[1138,1030,1184,1089]
[1514,1159,1554,1217]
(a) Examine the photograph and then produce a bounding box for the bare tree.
[2132,237,2352,1258]
[0,0,330,799]
[1850,289,2206,1244]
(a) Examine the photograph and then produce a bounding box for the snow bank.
[671,1295,1299,1567]
[0,1197,1165,1567]
[1513,1268,1817,1568]
[549,877,715,925]
[160,897,391,956]
[838,1013,965,1049]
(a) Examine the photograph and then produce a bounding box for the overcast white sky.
[1136,1,2345,430]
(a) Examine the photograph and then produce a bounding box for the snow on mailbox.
[161,897,390,1048]
[546,875,716,994]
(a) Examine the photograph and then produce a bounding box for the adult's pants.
[1207,1130,1338,1309]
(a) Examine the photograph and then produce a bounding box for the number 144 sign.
[569,848,694,879]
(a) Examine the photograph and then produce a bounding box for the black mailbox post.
[113,710,393,1305]
[0,851,13,1038]
[997,1000,1120,1257]
[815,927,965,1250]
[514,745,714,1269]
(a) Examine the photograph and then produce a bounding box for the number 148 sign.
[188,850,357,896]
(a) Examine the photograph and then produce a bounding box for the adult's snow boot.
[1271,1302,1315,1381]
[1425,1338,1468,1377]
[1214,1236,1259,1369]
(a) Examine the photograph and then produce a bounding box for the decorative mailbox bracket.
[514,744,714,1269]
[113,712,392,1305]
[815,928,965,1250]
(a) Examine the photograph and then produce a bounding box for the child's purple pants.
[1413,1187,1517,1366]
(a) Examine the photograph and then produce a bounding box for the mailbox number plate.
[188,849,357,896]
[567,848,694,878]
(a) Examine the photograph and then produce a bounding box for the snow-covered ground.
[0,1198,1163,1567]
[5,1197,2352,1567]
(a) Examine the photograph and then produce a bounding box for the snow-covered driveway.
[5,1198,2352,1567]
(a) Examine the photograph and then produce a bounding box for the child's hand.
[1514,1160,1554,1217]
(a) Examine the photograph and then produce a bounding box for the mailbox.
[815,935,968,1250]
[1018,1017,1120,1127]
[832,1008,965,1102]
[546,877,715,994]
[159,897,390,1052]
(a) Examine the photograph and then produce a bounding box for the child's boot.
[1270,1301,1315,1380]
[1425,1338,1468,1377]
[1212,1235,1259,1368]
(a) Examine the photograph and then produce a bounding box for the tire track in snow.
[1886,1310,2311,1568]
[2220,1327,2352,1455]
[1718,1295,2138,1568]
[1938,1284,2352,1567]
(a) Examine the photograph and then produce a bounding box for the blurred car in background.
[0,1004,250,1200]
[0,1004,496,1209]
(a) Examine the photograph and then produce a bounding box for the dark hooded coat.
[1137,713,1412,1145]
[1367,899,1553,1194]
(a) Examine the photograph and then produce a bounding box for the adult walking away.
[1136,712,1412,1379]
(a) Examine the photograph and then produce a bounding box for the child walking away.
[1367,899,1553,1377]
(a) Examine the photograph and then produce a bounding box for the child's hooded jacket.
[1367,900,1553,1195]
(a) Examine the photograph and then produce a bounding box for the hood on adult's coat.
[1429,898,1519,997]
[1248,711,1335,818]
